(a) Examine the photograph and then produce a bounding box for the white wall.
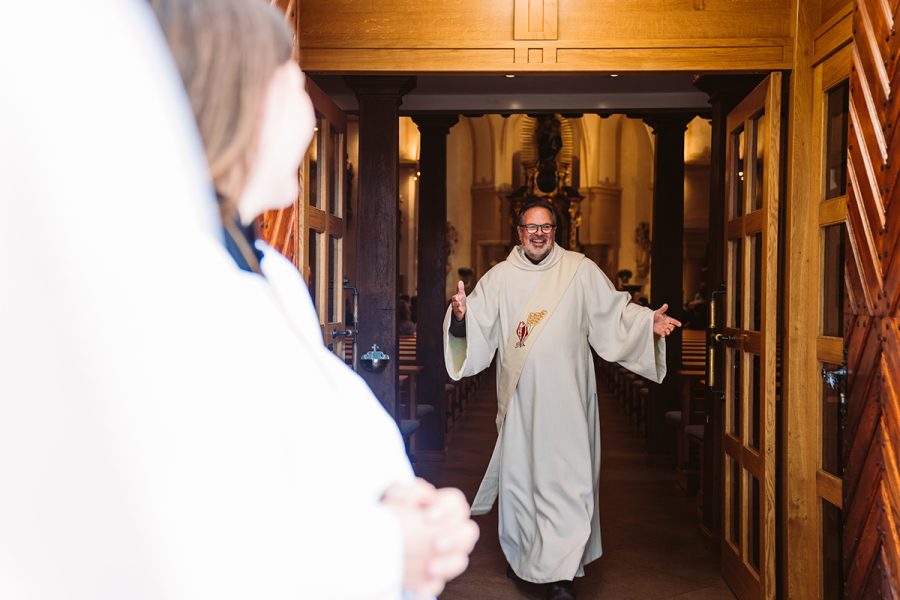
[617,118,655,296]
[398,117,420,297]
[345,112,711,310]
[446,119,475,300]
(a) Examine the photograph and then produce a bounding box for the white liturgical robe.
[444,243,666,583]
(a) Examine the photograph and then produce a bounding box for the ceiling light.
[505,74,516,78]
[609,73,619,78]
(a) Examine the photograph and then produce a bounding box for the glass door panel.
[329,126,343,216]
[730,240,743,329]
[730,126,746,219]
[750,111,766,213]
[729,348,742,437]
[822,500,843,599]
[749,354,761,451]
[749,233,762,331]
[308,228,320,309]
[308,121,321,208]
[821,361,843,477]
[824,82,849,200]
[821,216,846,338]
[749,473,761,573]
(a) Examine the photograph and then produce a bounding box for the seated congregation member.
[399,299,417,335]
[444,199,681,600]
[148,0,478,597]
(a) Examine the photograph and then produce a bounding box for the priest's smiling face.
[517,206,556,263]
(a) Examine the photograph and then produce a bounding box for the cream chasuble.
[444,244,666,583]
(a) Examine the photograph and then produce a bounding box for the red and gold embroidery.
[515,310,548,348]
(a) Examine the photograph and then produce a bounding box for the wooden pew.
[397,374,420,459]
[399,333,477,430]
[342,339,423,457]
[672,329,707,492]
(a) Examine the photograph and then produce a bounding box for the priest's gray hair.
[517,199,558,226]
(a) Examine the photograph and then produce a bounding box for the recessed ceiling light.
[609,73,619,78]
[505,74,516,78]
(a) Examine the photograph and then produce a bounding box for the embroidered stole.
[494,250,584,430]
[471,249,583,515]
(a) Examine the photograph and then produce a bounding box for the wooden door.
[259,84,347,350]
[801,44,852,600]
[843,1,900,597]
[302,88,348,348]
[259,0,349,352]
[720,73,781,600]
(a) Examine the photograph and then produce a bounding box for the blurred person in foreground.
[150,0,477,597]
[147,0,478,596]
[0,1,475,598]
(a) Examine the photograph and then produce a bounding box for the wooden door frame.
[782,3,854,597]
[261,1,349,349]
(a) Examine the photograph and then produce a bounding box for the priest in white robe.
[443,199,680,600]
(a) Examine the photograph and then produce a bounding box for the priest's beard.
[522,236,553,263]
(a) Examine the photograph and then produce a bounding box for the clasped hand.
[382,479,479,598]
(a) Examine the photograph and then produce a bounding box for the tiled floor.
[415,372,735,600]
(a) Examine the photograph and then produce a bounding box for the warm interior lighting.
[609,73,619,78]
[505,74,516,78]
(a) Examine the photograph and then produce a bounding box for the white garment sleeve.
[257,242,326,345]
[584,263,666,383]
[443,273,502,380]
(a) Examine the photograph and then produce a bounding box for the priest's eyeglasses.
[519,223,555,234]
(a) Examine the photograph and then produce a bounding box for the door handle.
[821,365,848,419]
[706,286,727,391]
[821,366,847,391]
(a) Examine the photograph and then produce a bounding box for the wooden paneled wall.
[845,1,900,597]
[298,0,793,72]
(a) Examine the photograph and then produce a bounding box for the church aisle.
[415,370,735,600]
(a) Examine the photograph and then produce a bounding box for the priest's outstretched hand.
[451,280,467,320]
[652,303,682,337]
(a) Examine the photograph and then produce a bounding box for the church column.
[412,114,458,456]
[642,113,694,460]
[345,76,416,415]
